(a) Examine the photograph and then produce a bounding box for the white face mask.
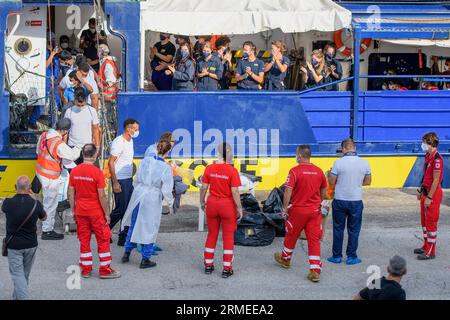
[421,142,429,152]
[90,28,96,34]
[61,43,69,49]
[131,130,139,139]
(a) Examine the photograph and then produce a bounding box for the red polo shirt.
[202,163,241,199]
[285,162,327,213]
[422,150,444,191]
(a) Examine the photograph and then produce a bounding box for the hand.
[330,65,336,72]
[164,69,172,75]
[76,70,84,81]
[104,215,111,225]
[224,51,232,62]
[236,207,243,222]
[424,197,432,208]
[51,47,60,56]
[200,202,206,212]
[167,65,175,73]
[306,61,314,70]
[113,181,122,193]
[245,67,252,76]
[300,66,307,74]
[281,204,291,220]
[151,47,158,55]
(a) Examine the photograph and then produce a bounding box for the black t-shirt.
[2,195,46,250]
[80,29,107,45]
[83,46,100,72]
[152,41,176,64]
[359,277,406,300]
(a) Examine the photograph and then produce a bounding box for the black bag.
[264,212,286,237]
[262,187,284,213]
[240,193,261,213]
[234,212,283,246]
[2,199,37,257]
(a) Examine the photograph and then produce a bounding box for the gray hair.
[16,176,30,192]
[387,255,407,276]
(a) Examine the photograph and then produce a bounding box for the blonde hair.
[271,41,287,53]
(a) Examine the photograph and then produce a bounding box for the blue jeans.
[124,205,154,259]
[331,199,364,259]
[110,178,134,239]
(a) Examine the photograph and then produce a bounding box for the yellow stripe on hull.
[0,157,417,197]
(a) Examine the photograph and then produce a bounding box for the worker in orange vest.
[36,118,82,240]
[98,44,119,104]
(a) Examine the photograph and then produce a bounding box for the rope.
[47,1,58,128]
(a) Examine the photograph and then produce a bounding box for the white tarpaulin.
[381,38,450,48]
[140,0,352,35]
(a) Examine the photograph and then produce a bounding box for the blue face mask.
[181,51,189,58]
[242,52,249,59]
[203,51,210,58]
[312,58,319,68]
[160,34,167,41]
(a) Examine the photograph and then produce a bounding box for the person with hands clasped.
[264,40,290,90]
[200,143,243,278]
[415,132,444,260]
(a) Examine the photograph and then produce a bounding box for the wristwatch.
[427,196,433,200]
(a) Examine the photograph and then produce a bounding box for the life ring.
[333,29,372,57]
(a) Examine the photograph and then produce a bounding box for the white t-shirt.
[331,155,371,201]
[60,69,99,94]
[110,135,134,180]
[64,105,99,148]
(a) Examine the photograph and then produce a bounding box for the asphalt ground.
[0,188,449,300]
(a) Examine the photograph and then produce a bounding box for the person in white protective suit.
[120,140,174,268]
[35,118,81,240]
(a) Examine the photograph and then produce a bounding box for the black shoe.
[41,230,64,240]
[222,269,233,278]
[205,266,214,274]
[417,253,435,260]
[414,248,424,254]
[140,259,157,269]
[121,252,130,263]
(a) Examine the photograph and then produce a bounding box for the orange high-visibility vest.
[36,132,63,180]
[99,58,119,101]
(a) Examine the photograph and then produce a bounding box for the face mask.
[224,48,230,54]
[89,28,96,34]
[160,35,167,41]
[381,84,388,90]
[327,52,334,60]
[203,51,210,58]
[242,52,249,59]
[131,130,140,139]
[312,59,319,68]
[69,81,75,88]
[388,84,395,90]
[421,142,429,152]
[181,51,189,58]
[61,42,69,49]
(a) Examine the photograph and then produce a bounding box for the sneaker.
[121,252,130,263]
[100,268,121,279]
[417,253,435,260]
[222,269,234,278]
[414,248,425,255]
[205,266,214,274]
[41,230,64,240]
[140,259,157,269]
[307,270,320,283]
[274,252,291,269]
[327,256,342,264]
[81,271,92,278]
[153,244,162,252]
[346,257,362,265]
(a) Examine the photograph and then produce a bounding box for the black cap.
[56,118,71,131]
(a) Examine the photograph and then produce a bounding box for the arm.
[264,62,273,73]
[328,174,337,187]
[275,58,288,73]
[231,186,243,220]
[155,52,174,63]
[200,183,209,211]
[68,186,75,217]
[320,187,327,201]
[92,124,100,148]
[174,61,195,81]
[56,143,81,161]
[161,166,175,209]
[98,188,110,225]
[427,171,441,200]
[362,175,372,186]
[283,186,293,210]
[248,71,264,84]
[108,155,121,193]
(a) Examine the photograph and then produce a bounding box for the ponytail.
[157,140,172,156]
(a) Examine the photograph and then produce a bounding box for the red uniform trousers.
[281,207,323,273]
[204,196,237,270]
[76,214,113,275]
[420,187,442,257]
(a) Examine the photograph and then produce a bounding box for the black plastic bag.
[234,212,281,246]
[264,212,286,237]
[240,193,261,213]
[262,187,284,213]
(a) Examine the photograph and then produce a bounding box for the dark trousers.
[331,199,364,259]
[109,178,134,239]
